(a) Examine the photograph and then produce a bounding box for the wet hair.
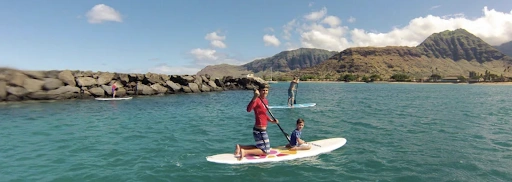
[296,118,305,124]
[257,83,270,90]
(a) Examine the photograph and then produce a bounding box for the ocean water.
[1,82,512,182]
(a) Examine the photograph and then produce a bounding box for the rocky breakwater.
[0,68,267,102]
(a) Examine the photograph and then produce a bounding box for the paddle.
[294,82,298,104]
[258,97,291,143]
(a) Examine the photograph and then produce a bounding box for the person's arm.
[269,118,278,124]
[247,97,259,112]
[246,89,261,112]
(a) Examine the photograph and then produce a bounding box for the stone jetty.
[0,68,267,102]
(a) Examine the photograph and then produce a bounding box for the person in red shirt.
[111,82,117,98]
[234,84,279,160]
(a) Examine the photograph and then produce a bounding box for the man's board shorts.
[253,127,270,154]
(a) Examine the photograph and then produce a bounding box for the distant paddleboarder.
[111,82,117,98]
[287,76,299,107]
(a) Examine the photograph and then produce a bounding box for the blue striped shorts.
[253,127,270,154]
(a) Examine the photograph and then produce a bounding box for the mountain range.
[495,41,512,58]
[197,29,512,80]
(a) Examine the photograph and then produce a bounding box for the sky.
[1,0,511,75]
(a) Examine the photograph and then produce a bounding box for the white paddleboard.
[206,137,347,164]
[95,97,133,101]
[268,103,316,109]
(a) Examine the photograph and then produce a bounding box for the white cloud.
[210,40,226,49]
[264,27,275,32]
[185,31,246,73]
[190,48,218,62]
[204,32,227,48]
[347,16,356,23]
[430,5,441,10]
[304,7,327,21]
[263,34,281,47]
[308,2,314,7]
[189,48,245,66]
[148,64,200,75]
[285,42,299,50]
[281,6,512,52]
[322,16,341,27]
[205,32,225,41]
[282,19,298,40]
[85,4,122,24]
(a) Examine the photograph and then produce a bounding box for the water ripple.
[1,83,512,181]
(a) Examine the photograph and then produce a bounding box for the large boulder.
[0,81,6,100]
[160,74,170,81]
[7,86,29,97]
[200,84,211,92]
[76,77,97,87]
[23,78,45,93]
[7,71,28,87]
[201,75,209,82]
[194,75,203,86]
[166,80,182,92]
[188,83,201,93]
[151,83,168,94]
[58,70,76,86]
[88,87,105,96]
[116,87,127,97]
[140,84,156,95]
[43,78,64,90]
[101,85,114,95]
[145,73,164,84]
[182,86,192,93]
[97,72,115,85]
[129,74,144,82]
[207,81,218,88]
[46,70,60,79]
[215,78,225,88]
[23,71,46,80]
[47,85,80,95]
[27,91,49,100]
[117,73,129,84]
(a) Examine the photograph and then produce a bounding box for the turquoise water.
[2,82,512,182]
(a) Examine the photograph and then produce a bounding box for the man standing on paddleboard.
[234,84,279,160]
[111,82,117,98]
[287,76,299,107]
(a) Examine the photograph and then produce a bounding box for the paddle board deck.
[268,103,316,109]
[95,97,133,101]
[206,137,346,164]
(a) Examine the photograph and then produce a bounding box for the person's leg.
[287,90,293,106]
[239,129,269,158]
[296,143,311,150]
[253,130,270,155]
[234,144,259,157]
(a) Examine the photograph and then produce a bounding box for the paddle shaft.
[294,83,298,104]
[258,97,291,143]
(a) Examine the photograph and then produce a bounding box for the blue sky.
[1,0,511,75]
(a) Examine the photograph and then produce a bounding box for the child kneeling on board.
[286,118,312,150]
